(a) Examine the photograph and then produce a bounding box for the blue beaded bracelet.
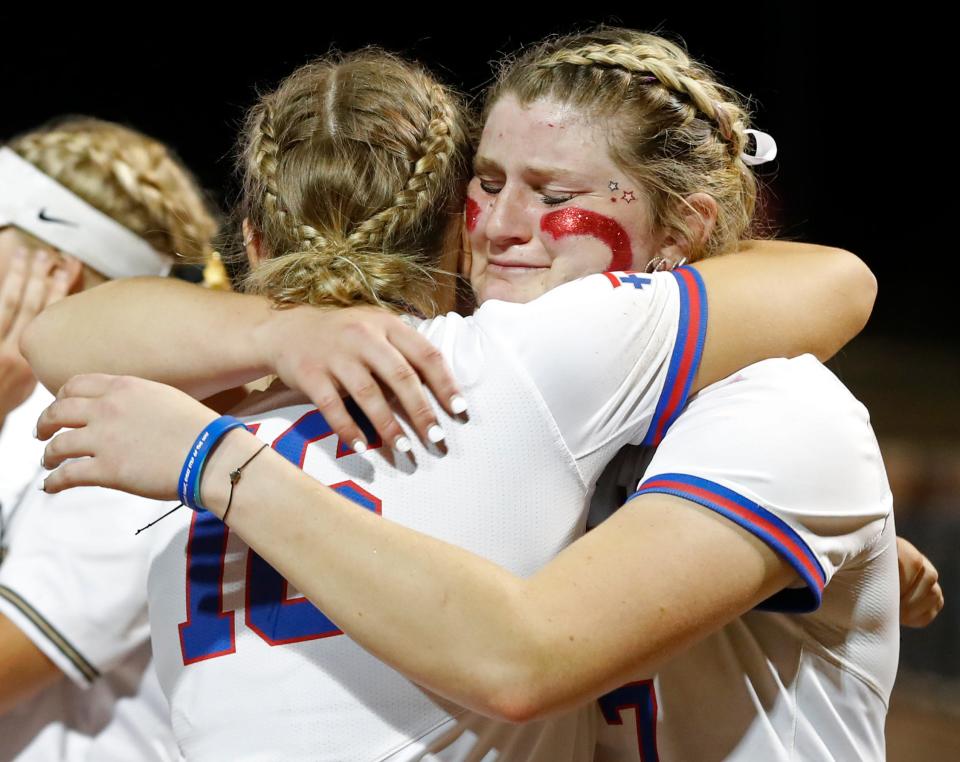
[178,416,247,511]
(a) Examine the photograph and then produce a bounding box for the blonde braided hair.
[241,50,473,316]
[9,117,218,264]
[487,29,759,260]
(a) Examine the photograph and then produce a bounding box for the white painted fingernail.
[33,425,38,439]
[38,481,46,492]
[450,395,467,414]
[394,436,412,453]
[40,454,46,468]
[352,440,367,454]
[427,424,445,443]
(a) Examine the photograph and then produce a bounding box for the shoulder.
[658,355,889,521]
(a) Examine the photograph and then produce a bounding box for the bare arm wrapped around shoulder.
[693,239,877,389]
[22,277,274,399]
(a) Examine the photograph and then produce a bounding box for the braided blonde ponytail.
[10,117,218,264]
[240,50,473,316]
[487,29,759,260]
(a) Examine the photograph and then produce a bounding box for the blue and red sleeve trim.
[629,473,826,613]
[642,267,707,447]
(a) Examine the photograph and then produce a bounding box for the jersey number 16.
[178,410,381,664]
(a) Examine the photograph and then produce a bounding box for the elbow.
[808,247,877,361]
[20,312,60,393]
[19,313,40,367]
[478,644,608,723]
[833,247,877,337]
[480,675,552,725]
[429,591,579,723]
[469,634,560,724]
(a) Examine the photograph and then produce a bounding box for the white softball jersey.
[147,269,706,762]
[593,355,898,762]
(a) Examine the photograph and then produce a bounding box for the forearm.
[692,240,876,391]
[201,431,792,723]
[201,430,568,721]
[22,278,273,397]
[35,372,797,722]
[0,614,62,715]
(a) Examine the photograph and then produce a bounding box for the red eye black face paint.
[465,197,481,232]
[540,207,633,271]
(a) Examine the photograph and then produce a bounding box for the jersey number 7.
[598,680,659,762]
[177,410,381,665]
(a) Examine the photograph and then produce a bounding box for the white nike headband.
[0,147,171,278]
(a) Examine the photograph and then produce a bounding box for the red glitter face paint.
[540,207,634,271]
[465,197,481,232]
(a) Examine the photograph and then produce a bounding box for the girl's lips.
[487,262,549,275]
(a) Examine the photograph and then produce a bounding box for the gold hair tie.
[203,251,231,291]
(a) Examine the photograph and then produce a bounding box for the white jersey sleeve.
[629,354,892,612]
[472,268,707,458]
[0,480,155,687]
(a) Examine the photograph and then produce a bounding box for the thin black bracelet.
[222,444,269,525]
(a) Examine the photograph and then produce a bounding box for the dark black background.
[1,8,952,346]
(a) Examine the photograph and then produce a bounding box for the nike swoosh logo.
[38,209,78,226]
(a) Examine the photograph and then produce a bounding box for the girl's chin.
[476,279,545,305]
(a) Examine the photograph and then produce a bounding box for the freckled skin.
[540,207,634,272]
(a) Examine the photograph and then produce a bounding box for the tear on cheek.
[465,197,481,233]
[540,208,634,271]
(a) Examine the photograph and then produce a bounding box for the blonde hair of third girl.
[8,116,218,284]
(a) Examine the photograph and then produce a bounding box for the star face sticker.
[621,190,636,203]
[608,180,619,191]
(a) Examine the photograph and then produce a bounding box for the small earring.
[645,256,674,273]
